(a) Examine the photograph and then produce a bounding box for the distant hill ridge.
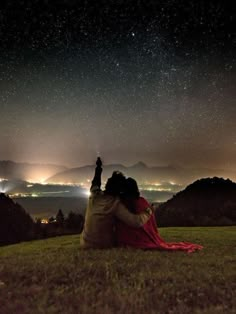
[0,160,67,182]
[1,160,236,186]
[46,162,236,186]
[45,162,186,184]
[156,177,236,226]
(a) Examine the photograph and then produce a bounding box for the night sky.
[0,0,235,170]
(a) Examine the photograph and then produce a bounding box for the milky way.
[0,1,235,169]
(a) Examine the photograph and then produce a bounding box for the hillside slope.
[0,193,33,245]
[156,177,236,226]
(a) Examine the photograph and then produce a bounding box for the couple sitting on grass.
[80,157,203,253]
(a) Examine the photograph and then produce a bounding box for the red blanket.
[116,197,203,253]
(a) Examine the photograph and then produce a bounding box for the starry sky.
[0,0,235,169]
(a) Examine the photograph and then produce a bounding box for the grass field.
[0,227,235,314]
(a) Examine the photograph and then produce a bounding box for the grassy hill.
[156,177,236,226]
[0,227,235,314]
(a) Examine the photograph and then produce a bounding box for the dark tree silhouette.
[66,211,84,233]
[56,209,64,227]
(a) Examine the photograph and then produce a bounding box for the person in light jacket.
[80,157,153,249]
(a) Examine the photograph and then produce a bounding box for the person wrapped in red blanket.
[116,178,203,253]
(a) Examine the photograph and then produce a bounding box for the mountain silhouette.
[156,177,236,226]
[0,160,67,182]
[1,160,236,187]
[130,161,147,168]
[45,162,236,186]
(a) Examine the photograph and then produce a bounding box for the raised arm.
[114,201,153,227]
[90,157,103,193]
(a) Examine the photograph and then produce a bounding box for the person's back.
[80,159,153,249]
[116,196,159,248]
[116,178,158,248]
[81,191,118,248]
[116,178,203,253]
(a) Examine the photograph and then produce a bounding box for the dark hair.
[104,171,126,196]
[121,177,140,213]
[124,178,140,198]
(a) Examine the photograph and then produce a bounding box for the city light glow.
[83,189,91,197]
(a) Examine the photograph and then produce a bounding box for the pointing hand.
[96,157,102,167]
